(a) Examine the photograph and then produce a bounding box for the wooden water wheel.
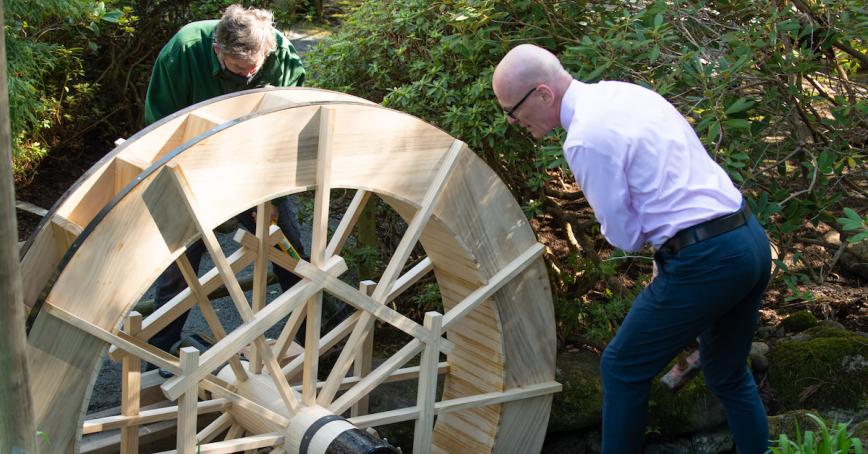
[22,88,559,453]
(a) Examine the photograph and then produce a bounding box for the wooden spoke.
[324,189,371,258]
[82,399,230,435]
[175,253,248,381]
[413,312,443,454]
[331,339,426,415]
[177,347,200,454]
[44,304,182,375]
[351,281,376,418]
[224,424,245,441]
[348,382,562,429]
[161,432,283,454]
[121,313,142,454]
[371,140,464,302]
[442,243,544,330]
[303,106,335,405]
[197,413,234,444]
[251,201,270,374]
[385,257,433,303]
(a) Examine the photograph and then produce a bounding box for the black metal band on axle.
[298,414,401,454]
[299,415,346,454]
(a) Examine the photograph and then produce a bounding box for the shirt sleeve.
[144,44,194,125]
[567,134,646,252]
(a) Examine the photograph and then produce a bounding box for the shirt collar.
[560,79,583,130]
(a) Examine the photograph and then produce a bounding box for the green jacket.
[144,20,305,125]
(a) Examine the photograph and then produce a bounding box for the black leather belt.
[660,204,751,254]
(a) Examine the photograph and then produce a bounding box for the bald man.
[493,44,771,453]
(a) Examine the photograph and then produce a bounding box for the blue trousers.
[148,197,305,354]
[600,215,771,454]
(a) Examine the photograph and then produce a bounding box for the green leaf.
[725,98,755,115]
[102,10,124,23]
[649,44,660,62]
[654,13,663,28]
[848,231,868,244]
[706,120,720,143]
[723,119,751,129]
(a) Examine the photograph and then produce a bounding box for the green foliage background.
[303,0,866,343]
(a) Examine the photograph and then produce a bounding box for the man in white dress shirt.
[492,44,771,453]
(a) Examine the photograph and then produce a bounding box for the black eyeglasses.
[503,86,538,120]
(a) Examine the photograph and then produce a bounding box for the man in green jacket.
[144,4,305,123]
[144,4,307,360]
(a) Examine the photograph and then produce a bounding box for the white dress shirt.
[559,79,742,252]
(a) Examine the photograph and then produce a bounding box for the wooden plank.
[44,304,182,375]
[271,304,305,361]
[114,155,149,192]
[370,139,464,302]
[414,312,443,454]
[386,257,432,303]
[330,339,425,415]
[348,381,561,428]
[224,424,244,441]
[82,399,229,434]
[175,253,248,381]
[176,347,200,454]
[324,189,371,258]
[304,106,334,405]
[197,413,234,444]
[351,281,376,417]
[15,200,48,217]
[160,432,283,454]
[442,242,544,330]
[121,312,143,454]
[181,111,226,144]
[49,213,82,257]
[250,202,270,374]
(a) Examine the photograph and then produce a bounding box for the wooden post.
[413,312,442,454]
[351,280,377,417]
[121,312,143,454]
[177,347,200,454]
[0,1,39,451]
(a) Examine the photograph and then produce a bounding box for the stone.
[767,326,868,410]
[548,349,603,433]
[780,311,818,333]
[644,425,734,454]
[750,342,770,372]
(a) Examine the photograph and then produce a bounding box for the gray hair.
[214,4,278,62]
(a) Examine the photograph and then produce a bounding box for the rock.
[644,425,734,454]
[767,326,868,410]
[768,410,821,439]
[542,430,600,453]
[647,367,727,435]
[819,319,846,330]
[549,350,727,437]
[548,350,603,433]
[750,342,770,373]
[780,311,819,333]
